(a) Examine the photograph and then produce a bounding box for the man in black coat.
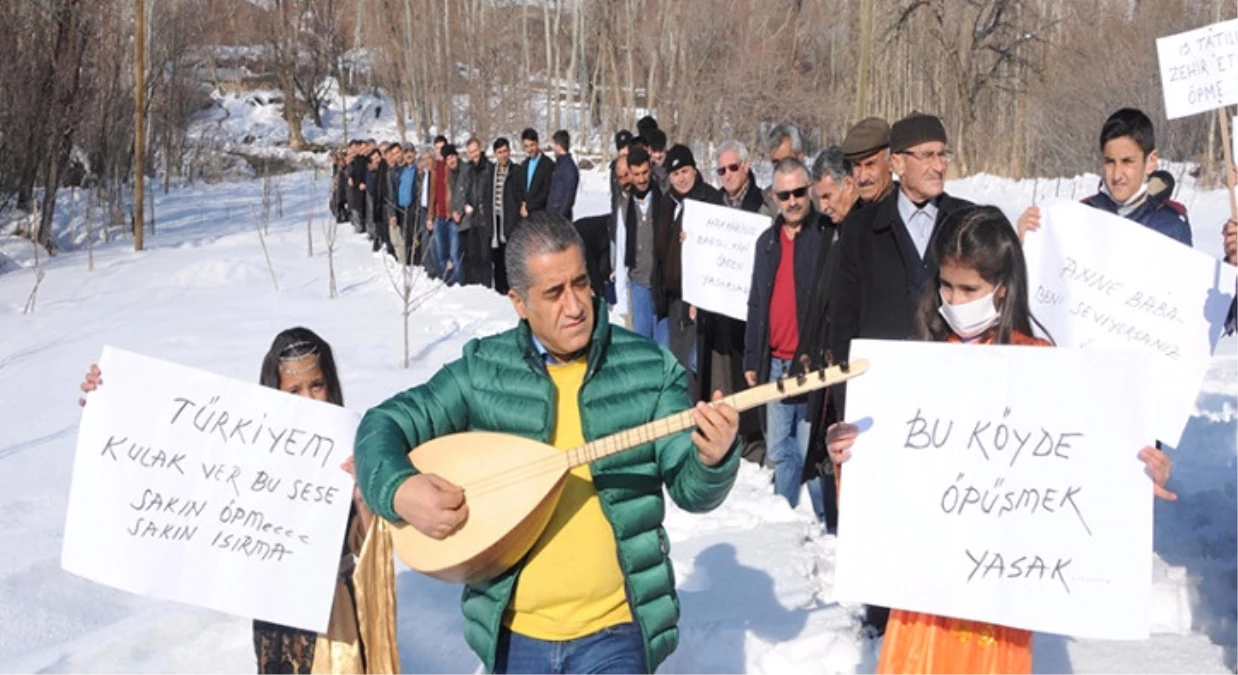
[826,112,973,636]
[515,128,554,217]
[743,157,835,524]
[478,137,522,294]
[703,139,767,464]
[828,113,974,388]
[799,145,862,533]
[653,145,722,397]
[346,141,370,235]
[462,137,492,285]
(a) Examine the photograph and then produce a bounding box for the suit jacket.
[478,159,521,243]
[827,185,974,416]
[515,153,555,213]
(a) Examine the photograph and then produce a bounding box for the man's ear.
[1146,149,1159,177]
[890,152,907,177]
[508,290,528,320]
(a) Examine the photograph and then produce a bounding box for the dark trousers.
[463,225,490,286]
[492,217,509,295]
[667,298,698,401]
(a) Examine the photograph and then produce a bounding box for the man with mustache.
[744,157,833,524]
[354,212,741,674]
[841,117,894,207]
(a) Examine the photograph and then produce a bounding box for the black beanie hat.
[889,113,948,153]
[664,144,696,172]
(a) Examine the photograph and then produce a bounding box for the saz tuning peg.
[796,355,811,385]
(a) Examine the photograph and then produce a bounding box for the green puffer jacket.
[354,300,741,673]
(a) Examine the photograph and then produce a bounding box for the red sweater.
[769,228,799,360]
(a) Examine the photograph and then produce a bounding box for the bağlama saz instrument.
[389,358,869,585]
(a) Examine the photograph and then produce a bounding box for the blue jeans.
[766,357,824,521]
[433,217,461,286]
[630,283,667,346]
[494,622,647,674]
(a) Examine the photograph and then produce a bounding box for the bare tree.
[384,239,441,368]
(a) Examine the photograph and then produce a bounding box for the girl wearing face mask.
[825,206,1175,674]
[78,328,399,674]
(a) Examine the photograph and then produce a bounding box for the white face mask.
[938,286,1001,339]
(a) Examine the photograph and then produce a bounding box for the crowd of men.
[330,109,1236,536]
[331,128,580,293]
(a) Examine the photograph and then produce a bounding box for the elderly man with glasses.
[823,112,974,637]
[714,140,765,213]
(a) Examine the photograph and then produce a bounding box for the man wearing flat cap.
[655,144,722,392]
[841,116,895,207]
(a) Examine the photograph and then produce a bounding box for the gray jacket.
[449,167,474,232]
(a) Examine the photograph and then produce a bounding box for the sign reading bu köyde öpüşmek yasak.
[681,199,771,321]
[834,339,1154,640]
[1155,18,1238,120]
[62,346,360,633]
[1023,200,1238,447]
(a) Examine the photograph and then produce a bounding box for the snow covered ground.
[0,166,1234,674]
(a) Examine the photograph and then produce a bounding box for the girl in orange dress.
[826,206,1177,674]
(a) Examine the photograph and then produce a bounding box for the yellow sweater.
[504,360,633,639]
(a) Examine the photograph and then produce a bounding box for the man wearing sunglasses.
[824,111,974,636]
[759,124,806,218]
[743,157,834,525]
[714,140,764,214]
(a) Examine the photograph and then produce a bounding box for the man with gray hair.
[811,146,860,226]
[354,210,741,675]
[798,145,858,533]
[759,123,806,217]
[714,140,764,213]
[699,139,766,465]
[744,156,832,524]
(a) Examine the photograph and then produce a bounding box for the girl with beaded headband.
[78,327,398,674]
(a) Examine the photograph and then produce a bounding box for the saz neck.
[565,359,868,469]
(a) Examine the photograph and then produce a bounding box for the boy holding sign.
[827,207,1175,673]
[1019,108,1191,246]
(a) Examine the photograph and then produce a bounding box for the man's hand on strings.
[692,390,739,467]
[393,473,469,539]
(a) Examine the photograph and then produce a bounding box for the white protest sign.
[834,339,1153,640]
[613,202,630,319]
[681,199,770,321]
[62,346,359,633]
[1023,200,1237,446]
[1156,19,1238,120]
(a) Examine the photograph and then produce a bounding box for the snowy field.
[0,164,1235,674]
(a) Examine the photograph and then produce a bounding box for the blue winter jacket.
[547,153,580,220]
[1081,170,1192,246]
[396,166,416,209]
